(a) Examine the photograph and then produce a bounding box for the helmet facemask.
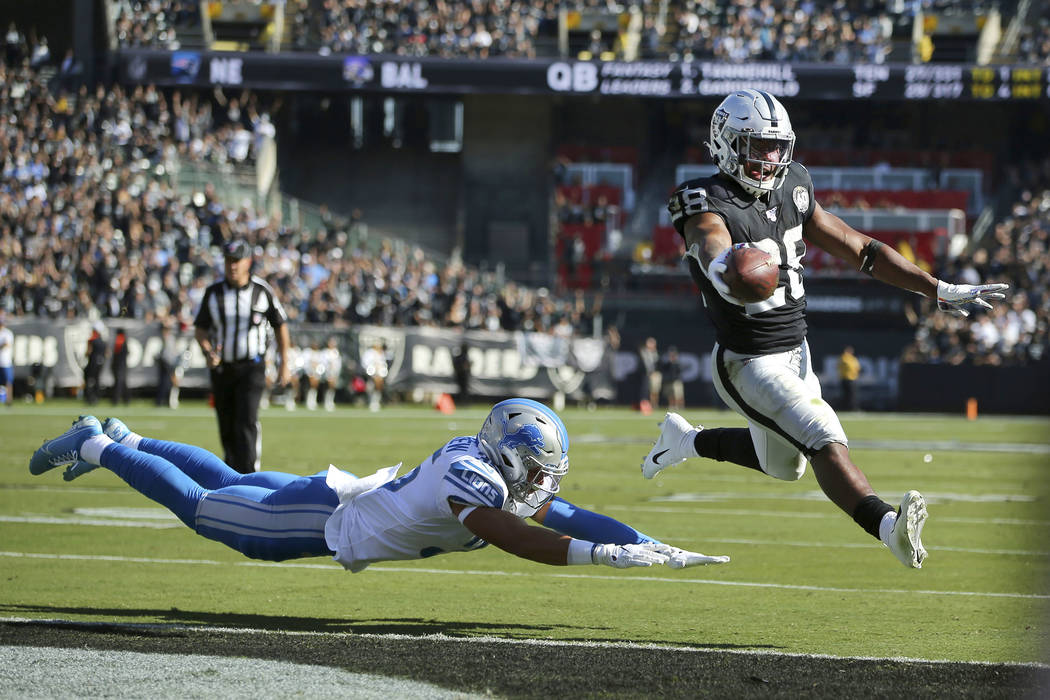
[731,132,794,195]
[502,450,568,509]
[707,90,796,198]
[478,398,570,511]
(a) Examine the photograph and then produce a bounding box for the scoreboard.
[118,49,1050,101]
[853,64,1046,100]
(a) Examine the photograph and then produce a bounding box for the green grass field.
[2,400,1049,694]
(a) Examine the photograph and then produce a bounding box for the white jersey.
[320,347,342,380]
[324,436,532,572]
[301,347,325,378]
[0,327,12,367]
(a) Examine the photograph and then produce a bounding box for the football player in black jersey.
[642,89,1009,569]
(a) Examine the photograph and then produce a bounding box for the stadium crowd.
[660,0,894,64]
[1017,6,1050,66]
[316,0,555,58]
[0,59,599,339]
[111,0,199,50]
[102,0,899,63]
[902,164,1050,367]
[101,0,1050,64]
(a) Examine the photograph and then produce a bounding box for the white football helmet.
[478,398,569,510]
[707,89,795,198]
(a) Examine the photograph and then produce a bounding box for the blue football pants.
[99,438,339,561]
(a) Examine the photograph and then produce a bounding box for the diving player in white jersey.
[29,399,728,572]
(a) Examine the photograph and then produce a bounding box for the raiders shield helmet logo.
[765,206,778,223]
[792,186,810,213]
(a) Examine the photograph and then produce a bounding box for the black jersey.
[195,276,288,364]
[668,162,814,355]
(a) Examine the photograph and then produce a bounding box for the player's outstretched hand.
[650,543,730,568]
[702,243,753,307]
[592,542,670,568]
[936,280,1009,317]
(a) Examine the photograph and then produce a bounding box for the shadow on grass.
[6,618,1043,698]
[0,604,780,650]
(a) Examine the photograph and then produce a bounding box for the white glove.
[591,542,670,568]
[650,543,730,569]
[707,244,749,306]
[936,280,1009,317]
[687,242,745,306]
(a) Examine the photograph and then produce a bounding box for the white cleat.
[641,412,699,480]
[886,490,928,569]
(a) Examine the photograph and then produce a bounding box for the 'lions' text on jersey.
[668,162,815,355]
[324,435,511,572]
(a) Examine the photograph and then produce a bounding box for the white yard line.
[5,508,1047,556]
[693,537,1050,557]
[1,550,1047,600]
[0,515,179,529]
[604,504,1050,527]
[649,490,1037,503]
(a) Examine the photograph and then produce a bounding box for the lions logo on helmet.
[707,89,795,198]
[498,423,546,454]
[478,398,569,510]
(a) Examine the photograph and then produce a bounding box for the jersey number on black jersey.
[743,223,805,315]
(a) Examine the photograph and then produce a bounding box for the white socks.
[878,510,898,545]
[79,426,143,465]
[121,432,143,450]
[681,428,700,459]
[80,435,115,465]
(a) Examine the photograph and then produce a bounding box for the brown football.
[722,247,779,303]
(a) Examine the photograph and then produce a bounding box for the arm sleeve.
[540,497,658,545]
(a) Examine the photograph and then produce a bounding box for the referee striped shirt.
[194,276,288,364]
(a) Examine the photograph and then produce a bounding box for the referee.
[194,239,291,473]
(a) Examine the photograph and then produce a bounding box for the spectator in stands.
[5,23,26,65]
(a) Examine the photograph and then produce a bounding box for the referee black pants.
[210,361,266,474]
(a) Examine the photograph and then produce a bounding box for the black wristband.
[859,239,884,277]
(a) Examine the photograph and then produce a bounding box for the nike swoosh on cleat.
[651,449,669,464]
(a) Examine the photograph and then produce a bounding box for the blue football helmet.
[478,398,569,510]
